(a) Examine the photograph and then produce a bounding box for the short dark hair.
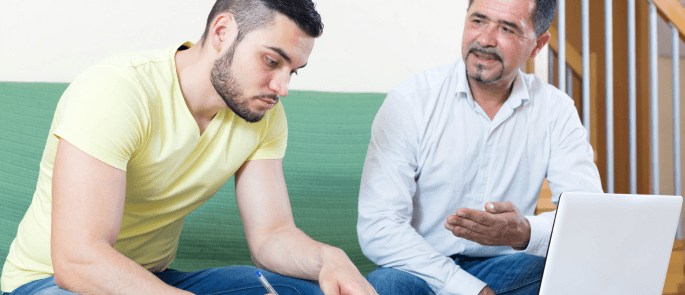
[200,0,323,46]
[468,0,556,36]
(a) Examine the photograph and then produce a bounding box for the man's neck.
[175,43,227,133]
[467,76,515,120]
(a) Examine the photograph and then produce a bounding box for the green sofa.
[0,82,385,290]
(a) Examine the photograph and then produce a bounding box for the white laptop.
[538,192,683,295]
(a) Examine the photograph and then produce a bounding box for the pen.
[255,271,279,295]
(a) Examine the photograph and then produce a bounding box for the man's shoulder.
[61,45,181,124]
[68,43,181,104]
[92,45,174,78]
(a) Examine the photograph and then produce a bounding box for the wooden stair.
[664,240,685,295]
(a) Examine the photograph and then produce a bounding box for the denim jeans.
[367,252,545,295]
[3,265,324,295]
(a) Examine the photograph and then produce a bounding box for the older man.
[1,1,377,294]
[358,0,602,294]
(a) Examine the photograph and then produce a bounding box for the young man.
[357,0,602,294]
[1,1,377,294]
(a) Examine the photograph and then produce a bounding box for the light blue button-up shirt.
[357,59,603,295]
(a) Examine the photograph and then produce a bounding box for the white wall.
[0,0,468,93]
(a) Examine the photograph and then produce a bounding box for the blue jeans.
[3,265,323,295]
[367,252,545,295]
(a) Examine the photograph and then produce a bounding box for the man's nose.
[477,25,498,47]
[268,74,289,97]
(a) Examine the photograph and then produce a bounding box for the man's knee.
[480,253,544,294]
[367,267,434,295]
[512,253,545,276]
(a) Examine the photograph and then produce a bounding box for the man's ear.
[209,12,239,53]
[529,31,551,59]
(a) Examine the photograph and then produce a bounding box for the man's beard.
[465,45,505,84]
[210,41,278,123]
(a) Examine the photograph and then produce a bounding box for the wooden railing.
[540,1,685,293]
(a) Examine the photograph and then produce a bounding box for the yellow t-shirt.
[1,41,288,292]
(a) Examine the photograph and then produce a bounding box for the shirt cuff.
[437,267,487,295]
[523,214,554,257]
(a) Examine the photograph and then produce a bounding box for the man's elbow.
[247,236,272,270]
[357,213,383,245]
[250,253,268,270]
[357,224,383,263]
[53,272,70,291]
[52,256,79,291]
[51,241,100,291]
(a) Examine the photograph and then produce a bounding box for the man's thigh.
[157,265,324,295]
[4,276,76,295]
[366,267,434,295]
[5,265,323,295]
[456,252,545,295]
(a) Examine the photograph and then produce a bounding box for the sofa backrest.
[0,82,385,286]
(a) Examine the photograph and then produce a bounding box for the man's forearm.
[235,159,375,294]
[249,225,333,281]
[53,242,191,295]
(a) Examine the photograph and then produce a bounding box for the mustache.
[468,46,503,62]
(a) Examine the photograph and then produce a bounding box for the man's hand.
[318,246,378,295]
[480,286,496,295]
[444,201,531,250]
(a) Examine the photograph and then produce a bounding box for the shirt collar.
[504,69,531,110]
[454,59,531,109]
[455,59,473,103]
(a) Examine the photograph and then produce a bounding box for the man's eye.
[290,69,299,76]
[266,56,278,67]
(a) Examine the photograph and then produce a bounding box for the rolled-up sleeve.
[357,91,486,295]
